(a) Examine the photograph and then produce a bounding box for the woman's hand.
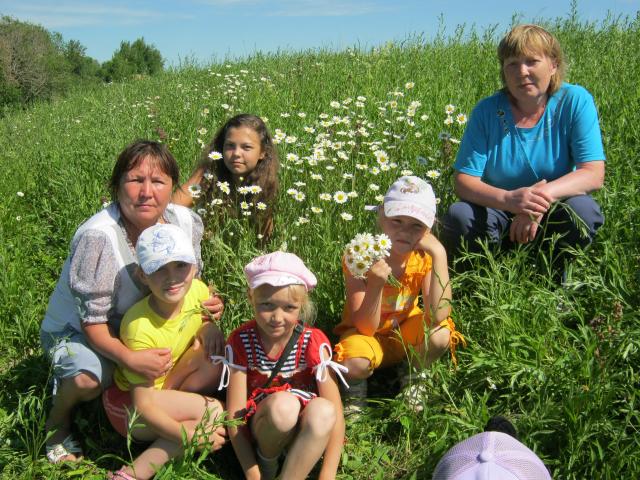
[504,180,553,215]
[125,348,173,380]
[202,294,224,321]
[193,322,225,357]
[509,212,543,244]
[367,259,392,285]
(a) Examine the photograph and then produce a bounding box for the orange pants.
[334,313,426,370]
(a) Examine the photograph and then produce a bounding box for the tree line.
[0,16,164,112]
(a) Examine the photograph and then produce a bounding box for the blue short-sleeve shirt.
[454,83,605,191]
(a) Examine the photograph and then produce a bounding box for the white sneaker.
[397,370,429,412]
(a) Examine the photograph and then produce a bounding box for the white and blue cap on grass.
[432,431,551,480]
[136,223,196,275]
[383,175,436,228]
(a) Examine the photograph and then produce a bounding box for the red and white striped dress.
[226,320,332,419]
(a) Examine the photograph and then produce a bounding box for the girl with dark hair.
[173,114,279,241]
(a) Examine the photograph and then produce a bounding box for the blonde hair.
[498,24,566,95]
[250,284,316,325]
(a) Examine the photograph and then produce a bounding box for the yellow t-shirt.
[114,279,209,391]
[334,250,432,336]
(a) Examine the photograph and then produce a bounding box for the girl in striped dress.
[220,252,346,480]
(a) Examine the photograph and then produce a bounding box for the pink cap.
[244,251,317,291]
[383,175,437,228]
[432,431,551,480]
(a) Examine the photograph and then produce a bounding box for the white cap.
[136,224,196,275]
[432,431,551,480]
[383,176,437,228]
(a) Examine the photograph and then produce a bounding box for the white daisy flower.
[188,184,202,198]
[333,191,348,204]
[340,212,353,221]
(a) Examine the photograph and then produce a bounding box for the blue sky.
[1,0,638,65]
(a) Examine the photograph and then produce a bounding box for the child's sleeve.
[226,328,248,368]
[305,328,332,367]
[307,328,349,388]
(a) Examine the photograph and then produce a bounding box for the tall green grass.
[0,10,638,479]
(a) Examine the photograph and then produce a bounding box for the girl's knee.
[301,398,336,436]
[263,393,300,431]
[429,327,451,354]
[342,357,372,380]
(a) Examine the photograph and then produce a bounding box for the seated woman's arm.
[84,323,170,380]
[537,161,605,202]
[454,172,552,215]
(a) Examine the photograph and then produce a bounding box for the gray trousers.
[440,194,604,267]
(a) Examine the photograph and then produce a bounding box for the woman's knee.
[563,195,604,236]
[71,372,101,399]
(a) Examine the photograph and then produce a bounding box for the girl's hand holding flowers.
[344,232,401,287]
[367,259,392,285]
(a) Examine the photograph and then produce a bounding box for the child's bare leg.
[251,391,301,458]
[411,326,450,369]
[279,397,337,480]
[163,346,222,395]
[46,373,101,459]
[117,391,225,479]
[341,357,372,381]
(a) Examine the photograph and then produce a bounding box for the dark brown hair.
[197,114,279,238]
[109,140,180,200]
[498,24,566,96]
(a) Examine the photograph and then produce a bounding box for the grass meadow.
[1,10,639,480]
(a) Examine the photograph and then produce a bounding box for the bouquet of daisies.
[344,233,401,287]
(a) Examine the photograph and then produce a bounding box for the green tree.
[64,39,100,79]
[101,37,163,82]
[0,16,70,105]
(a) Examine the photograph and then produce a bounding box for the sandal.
[45,434,83,464]
[108,469,137,480]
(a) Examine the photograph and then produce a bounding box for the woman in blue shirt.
[442,24,605,279]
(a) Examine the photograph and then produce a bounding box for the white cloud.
[197,0,391,16]
[1,2,194,28]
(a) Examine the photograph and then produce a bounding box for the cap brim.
[249,273,307,290]
[141,254,197,275]
[384,201,434,228]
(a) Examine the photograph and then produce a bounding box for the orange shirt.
[334,250,432,336]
